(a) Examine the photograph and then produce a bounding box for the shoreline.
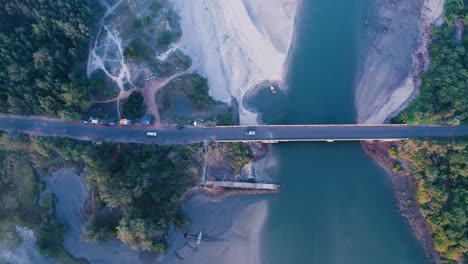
[171,0,298,125]
[162,194,268,264]
[356,0,446,262]
[42,168,152,263]
[361,142,442,264]
[356,0,445,124]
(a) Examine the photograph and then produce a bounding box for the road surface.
[0,116,467,145]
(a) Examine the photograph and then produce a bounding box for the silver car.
[146,131,158,137]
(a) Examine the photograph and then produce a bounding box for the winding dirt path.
[141,70,191,125]
[88,0,193,122]
[93,68,192,122]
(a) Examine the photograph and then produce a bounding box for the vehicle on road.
[146,131,158,137]
[245,129,256,136]
[176,124,185,129]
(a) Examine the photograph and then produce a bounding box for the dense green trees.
[0,135,69,260]
[34,137,204,250]
[392,1,467,262]
[122,91,146,119]
[83,143,202,250]
[0,0,98,118]
[83,210,120,243]
[393,1,467,125]
[398,140,467,262]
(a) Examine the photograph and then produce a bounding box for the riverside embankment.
[356,0,447,262]
[356,0,445,124]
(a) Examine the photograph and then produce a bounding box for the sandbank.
[356,0,445,124]
[171,0,297,125]
[163,194,268,264]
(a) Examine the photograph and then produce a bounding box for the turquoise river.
[256,0,429,263]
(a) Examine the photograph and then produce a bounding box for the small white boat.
[270,85,277,94]
[196,232,202,246]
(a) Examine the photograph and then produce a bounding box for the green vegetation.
[158,74,234,125]
[0,134,81,263]
[227,143,254,174]
[216,108,235,126]
[84,143,203,251]
[122,91,146,119]
[392,1,467,125]
[89,70,119,101]
[163,74,217,106]
[0,133,205,252]
[0,0,99,119]
[388,146,398,159]
[390,1,467,262]
[397,140,467,262]
[124,46,138,59]
[83,210,120,243]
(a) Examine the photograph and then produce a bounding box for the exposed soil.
[88,0,190,121]
[361,141,442,264]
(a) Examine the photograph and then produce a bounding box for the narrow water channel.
[254,0,429,263]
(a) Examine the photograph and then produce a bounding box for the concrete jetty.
[203,180,280,190]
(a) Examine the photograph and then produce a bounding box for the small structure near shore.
[202,180,279,191]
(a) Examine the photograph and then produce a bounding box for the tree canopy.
[393,1,467,125]
[392,1,468,261]
[0,0,97,118]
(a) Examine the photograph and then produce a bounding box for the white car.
[245,129,256,136]
[146,131,158,137]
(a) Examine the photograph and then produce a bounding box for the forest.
[27,135,206,251]
[392,0,467,125]
[0,0,98,118]
[0,133,253,254]
[392,1,467,262]
[0,134,82,263]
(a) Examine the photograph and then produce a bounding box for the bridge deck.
[0,115,467,145]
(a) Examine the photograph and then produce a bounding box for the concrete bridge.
[0,115,467,145]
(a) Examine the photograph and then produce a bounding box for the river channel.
[251,0,428,263]
[165,0,430,263]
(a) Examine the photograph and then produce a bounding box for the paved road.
[0,116,467,145]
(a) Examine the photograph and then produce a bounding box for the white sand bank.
[163,195,268,264]
[171,0,297,124]
[356,0,445,124]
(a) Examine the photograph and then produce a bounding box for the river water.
[153,0,430,263]
[251,0,428,263]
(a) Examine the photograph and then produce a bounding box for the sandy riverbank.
[171,0,297,125]
[163,194,268,264]
[43,169,156,264]
[356,0,445,124]
[357,1,446,262]
[362,142,442,264]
